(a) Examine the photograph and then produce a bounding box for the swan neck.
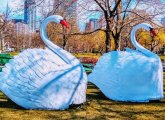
[130,24,155,57]
[40,16,71,64]
[40,17,58,50]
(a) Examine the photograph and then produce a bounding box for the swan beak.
[60,20,70,29]
[150,28,157,36]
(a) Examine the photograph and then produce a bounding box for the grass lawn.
[0,83,164,120]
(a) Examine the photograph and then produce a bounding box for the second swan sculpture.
[0,15,87,110]
[88,23,164,102]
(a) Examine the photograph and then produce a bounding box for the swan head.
[134,23,157,36]
[53,15,69,28]
[130,23,157,57]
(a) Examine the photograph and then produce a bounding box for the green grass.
[0,81,164,119]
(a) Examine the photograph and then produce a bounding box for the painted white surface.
[88,23,164,102]
[0,15,87,110]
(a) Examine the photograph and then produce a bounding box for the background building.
[51,0,77,19]
[12,19,29,35]
[85,18,98,31]
[24,0,36,32]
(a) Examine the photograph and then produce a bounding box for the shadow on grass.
[87,82,109,101]
[0,98,86,111]
[0,99,24,109]
[86,82,165,119]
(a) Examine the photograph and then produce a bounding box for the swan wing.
[0,48,86,109]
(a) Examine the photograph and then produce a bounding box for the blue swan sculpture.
[88,23,164,102]
[0,15,87,110]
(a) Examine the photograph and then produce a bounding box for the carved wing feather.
[0,48,86,109]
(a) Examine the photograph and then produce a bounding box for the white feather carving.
[0,15,87,110]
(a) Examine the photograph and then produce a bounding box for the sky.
[0,0,165,30]
[0,0,23,19]
[0,0,22,12]
[0,0,99,31]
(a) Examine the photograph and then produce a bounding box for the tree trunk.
[105,30,110,53]
[114,0,122,51]
[105,11,111,53]
[62,35,67,49]
[114,35,119,50]
[62,27,67,49]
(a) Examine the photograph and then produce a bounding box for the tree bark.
[105,11,111,52]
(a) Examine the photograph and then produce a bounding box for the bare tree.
[0,4,14,51]
[77,0,165,52]
[38,0,79,49]
[3,0,164,53]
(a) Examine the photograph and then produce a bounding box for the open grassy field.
[0,82,164,120]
